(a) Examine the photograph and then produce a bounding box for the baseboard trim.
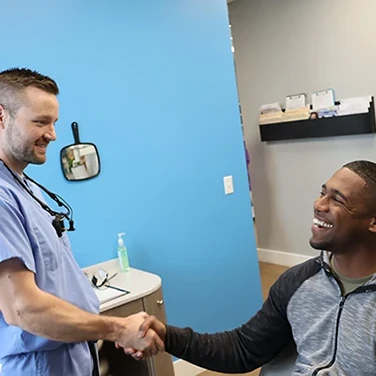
[257,248,312,267]
[173,359,205,376]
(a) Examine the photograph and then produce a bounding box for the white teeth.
[313,218,333,228]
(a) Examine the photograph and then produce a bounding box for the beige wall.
[229,0,376,256]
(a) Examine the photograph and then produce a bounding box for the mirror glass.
[60,143,100,181]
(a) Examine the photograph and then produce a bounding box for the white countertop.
[82,258,161,312]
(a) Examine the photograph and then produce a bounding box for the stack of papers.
[259,112,283,124]
[259,102,283,125]
[337,96,371,116]
[259,94,372,125]
[283,106,310,122]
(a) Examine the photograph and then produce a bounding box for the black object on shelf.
[259,97,376,142]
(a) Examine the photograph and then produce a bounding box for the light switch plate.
[223,175,234,195]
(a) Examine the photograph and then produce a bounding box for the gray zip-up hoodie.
[165,252,376,375]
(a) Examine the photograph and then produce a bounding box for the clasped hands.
[113,312,166,360]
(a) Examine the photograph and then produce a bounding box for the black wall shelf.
[259,97,376,142]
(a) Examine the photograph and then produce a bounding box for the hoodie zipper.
[312,257,376,375]
[312,295,347,376]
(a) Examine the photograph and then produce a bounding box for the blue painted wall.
[1,0,261,334]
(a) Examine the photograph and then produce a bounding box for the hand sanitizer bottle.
[117,233,130,272]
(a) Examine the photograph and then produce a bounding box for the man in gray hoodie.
[126,160,376,375]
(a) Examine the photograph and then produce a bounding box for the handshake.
[112,312,166,360]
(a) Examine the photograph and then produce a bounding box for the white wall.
[229,0,376,257]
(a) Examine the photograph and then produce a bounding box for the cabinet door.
[100,299,153,376]
[143,288,175,376]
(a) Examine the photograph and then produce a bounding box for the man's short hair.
[0,68,59,117]
[343,160,376,209]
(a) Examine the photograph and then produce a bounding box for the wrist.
[102,316,126,342]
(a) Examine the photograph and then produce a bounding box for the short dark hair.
[0,67,59,117]
[343,160,376,207]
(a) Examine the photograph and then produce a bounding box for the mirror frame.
[60,142,101,182]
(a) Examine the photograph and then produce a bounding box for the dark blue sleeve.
[165,257,321,373]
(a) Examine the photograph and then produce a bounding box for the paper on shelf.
[286,94,306,110]
[311,89,335,110]
[283,106,310,122]
[259,112,283,124]
[337,96,371,116]
[259,102,283,125]
[318,108,338,118]
[259,102,282,113]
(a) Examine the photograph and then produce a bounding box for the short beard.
[4,120,44,166]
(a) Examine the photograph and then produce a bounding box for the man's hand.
[117,315,167,360]
[139,315,167,341]
[0,258,164,354]
[114,312,165,357]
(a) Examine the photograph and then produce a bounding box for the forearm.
[165,325,258,373]
[11,289,122,343]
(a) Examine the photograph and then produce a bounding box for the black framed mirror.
[60,122,101,181]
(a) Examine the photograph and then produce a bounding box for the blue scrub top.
[0,163,100,376]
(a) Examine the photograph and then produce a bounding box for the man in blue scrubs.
[0,68,164,376]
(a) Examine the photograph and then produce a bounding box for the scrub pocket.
[33,224,62,272]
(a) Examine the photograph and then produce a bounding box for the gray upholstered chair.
[259,342,297,376]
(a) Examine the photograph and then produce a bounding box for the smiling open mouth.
[313,218,333,229]
[35,144,48,152]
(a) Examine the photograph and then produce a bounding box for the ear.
[0,104,6,129]
[368,217,376,233]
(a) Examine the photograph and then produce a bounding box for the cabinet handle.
[157,299,164,305]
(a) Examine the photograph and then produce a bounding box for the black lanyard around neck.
[0,159,75,235]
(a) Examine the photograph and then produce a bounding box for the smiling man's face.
[0,86,58,174]
[310,167,375,253]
